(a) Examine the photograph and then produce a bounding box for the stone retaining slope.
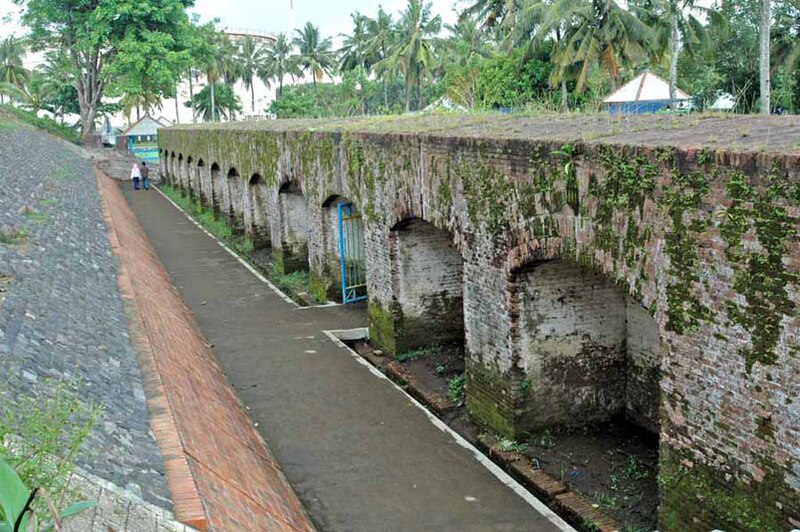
[96,169,312,531]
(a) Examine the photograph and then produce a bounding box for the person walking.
[139,161,150,190]
[131,162,141,190]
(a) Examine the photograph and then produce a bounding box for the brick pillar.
[368,218,464,356]
[197,161,208,208]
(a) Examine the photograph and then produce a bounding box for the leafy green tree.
[13,0,193,144]
[292,22,336,94]
[268,86,317,118]
[186,82,241,121]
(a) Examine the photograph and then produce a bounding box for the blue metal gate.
[337,202,366,303]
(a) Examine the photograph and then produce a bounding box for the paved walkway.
[98,171,311,531]
[120,181,570,531]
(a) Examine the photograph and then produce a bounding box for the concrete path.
[120,182,569,532]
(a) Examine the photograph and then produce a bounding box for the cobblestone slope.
[0,119,170,508]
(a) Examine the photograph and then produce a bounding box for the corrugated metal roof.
[604,72,690,103]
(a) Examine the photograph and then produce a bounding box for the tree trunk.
[759,0,771,114]
[188,71,196,123]
[210,82,216,122]
[136,105,141,121]
[78,105,98,146]
[279,75,283,98]
[174,79,181,124]
[669,4,680,106]
[405,75,411,112]
[251,83,255,113]
[609,75,617,93]
[383,79,388,109]
[561,78,568,112]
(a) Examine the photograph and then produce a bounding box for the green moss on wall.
[721,169,798,371]
[659,446,798,531]
[662,170,713,334]
[368,298,397,354]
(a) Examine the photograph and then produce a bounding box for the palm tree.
[292,22,336,93]
[759,0,771,114]
[631,0,716,106]
[339,13,378,73]
[259,33,299,99]
[445,14,493,67]
[0,36,29,104]
[381,0,442,112]
[238,36,269,113]
[540,0,652,94]
[365,7,397,108]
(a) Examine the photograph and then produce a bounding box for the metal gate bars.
[337,202,367,303]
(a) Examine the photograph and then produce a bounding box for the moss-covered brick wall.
[159,115,800,529]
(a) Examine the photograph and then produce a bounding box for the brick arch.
[499,247,663,436]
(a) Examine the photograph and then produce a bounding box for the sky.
[1,0,462,52]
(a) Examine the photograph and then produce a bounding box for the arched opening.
[210,163,222,217]
[389,218,464,353]
[196,160,207,206]
[276,181,310,273]
[225,168,244,233]
[246,174,270,249]
[512,259,660,432]
[176,153,186,196]
[320,195,366,302]
[508,258,661,528]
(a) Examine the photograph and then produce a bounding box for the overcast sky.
[1,0,462,52]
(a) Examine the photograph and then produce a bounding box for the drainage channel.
[322,328,633,532]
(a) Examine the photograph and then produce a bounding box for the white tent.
[604,72,690,113]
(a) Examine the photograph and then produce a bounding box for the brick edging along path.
[95,169,313,531]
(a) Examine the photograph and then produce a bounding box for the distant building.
[710,92,736,112]
[604,72,691,114]
[117,115,171,162]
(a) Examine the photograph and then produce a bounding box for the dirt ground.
[523,422,659,531]
[347,339,659,531]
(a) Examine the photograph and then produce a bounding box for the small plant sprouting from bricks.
[0,379,102,526]
[21,207,48,225]
[435,364,445,375]
[0,228,27,245]
[448,374,465,404]
[495,437,529,453]
[536,429,556,450]
[581,517,602,532]
[396,346,435,362]
[623,456,649,481]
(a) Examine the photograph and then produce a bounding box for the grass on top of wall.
[0,105,80,144]
[158,183,321,305]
